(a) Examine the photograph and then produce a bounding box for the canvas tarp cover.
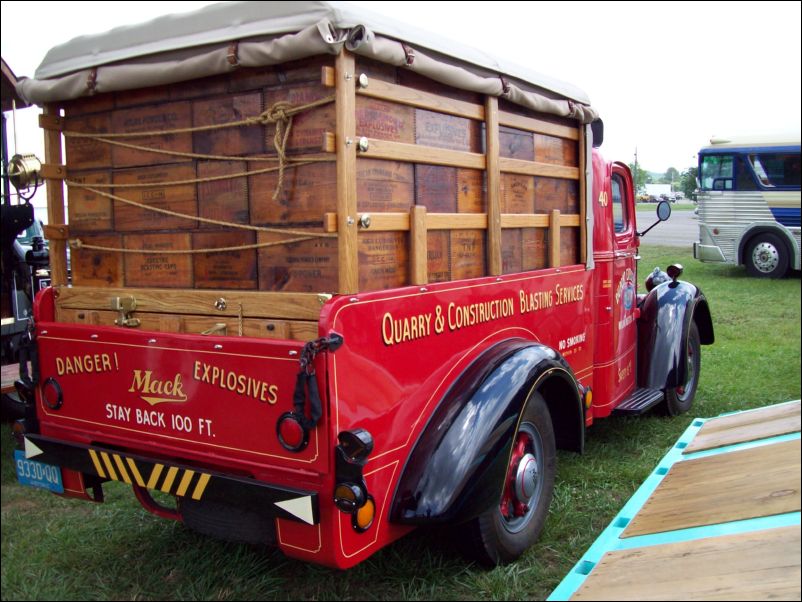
[16,0,598,123]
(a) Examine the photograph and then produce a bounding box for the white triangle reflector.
[24,438,45,459]
[275,496,314,525]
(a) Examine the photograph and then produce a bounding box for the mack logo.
[128,370,188,406]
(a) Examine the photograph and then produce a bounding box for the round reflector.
[276,413,308,452]
[42,377,63,410]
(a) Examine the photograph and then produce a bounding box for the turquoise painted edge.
[547,404,802,602]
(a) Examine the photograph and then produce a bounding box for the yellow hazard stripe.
[112,454,132,484]
[126,458,146,487]
[192,473,211,500]
[86,450,210,500]
[88,449,106,478]
[147,464,164,490]
[176,470,195,497]
[100,452,118,481]
[160,466,180,493]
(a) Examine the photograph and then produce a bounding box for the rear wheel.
[663,322,701,416]
[465,391,555,566]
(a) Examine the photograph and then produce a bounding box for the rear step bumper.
[612,388,665,415]
[22,434,319,525]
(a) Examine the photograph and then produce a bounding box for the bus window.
[700,154,733,190]
[749,153,801,187]
[736,156,759,190]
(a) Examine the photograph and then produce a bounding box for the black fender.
[390,339,584,526]
[637,280,714,390]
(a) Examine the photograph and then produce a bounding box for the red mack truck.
[10,2,713,569]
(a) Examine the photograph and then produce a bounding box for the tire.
[465,391,556,566]
[744,233,789,278]
[663,322,701,416]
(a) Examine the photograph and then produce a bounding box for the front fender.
[390,339,582,526]
[637,280,714,389]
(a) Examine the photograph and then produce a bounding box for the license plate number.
[14,450,64,494]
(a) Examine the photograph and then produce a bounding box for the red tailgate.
[35,322,328,475]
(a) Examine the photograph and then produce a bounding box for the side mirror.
[638,201,672,238]
[656,200,672,221]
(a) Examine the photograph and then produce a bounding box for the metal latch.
[201,323,227,336]
[111,296,141,328]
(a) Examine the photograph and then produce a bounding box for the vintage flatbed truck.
[11,2,713,568]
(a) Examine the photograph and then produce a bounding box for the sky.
[2,0,800,213]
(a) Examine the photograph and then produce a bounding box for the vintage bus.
[694,136,801,277]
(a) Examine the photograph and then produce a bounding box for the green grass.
[2,247,800,600]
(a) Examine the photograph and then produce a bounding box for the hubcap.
[515,454,538,501]
[752,242,779,274]
[500,423,544,533]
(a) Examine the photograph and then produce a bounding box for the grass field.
[2,245,800,600]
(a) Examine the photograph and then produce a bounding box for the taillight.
[334,429,375,532]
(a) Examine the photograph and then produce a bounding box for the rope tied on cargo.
[61,95,336,200]
[65,181,336,255]
[260,101,293,201]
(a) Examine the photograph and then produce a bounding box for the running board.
[613,388,665,415]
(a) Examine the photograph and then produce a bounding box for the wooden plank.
[623,439,801,538]
[43,104,68,286]
[571,526,801,601]
[549,209,561,268]
[336,50,359,294]
[323,211,581,232]
[56,307,317,342]
[500,157,579,180]
[410,205,428,285]
[485,96,502,276]
[356,77,485,121]
[360,138,486,170]
[54,286,324,321]
[501,213,580,228]
[498,110,579,140]
[686,401,801,453]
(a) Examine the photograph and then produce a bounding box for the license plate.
[14,450,64,494]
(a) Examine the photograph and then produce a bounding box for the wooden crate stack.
[58,51,582,296]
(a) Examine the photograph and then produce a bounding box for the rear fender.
[390,339,583,525]
[637,280,714,389]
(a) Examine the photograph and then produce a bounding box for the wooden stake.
[549,209,561,268]
[410,206,428,285]
[42,104,68,286]
[335,50,358,294]
[484,96,502,276]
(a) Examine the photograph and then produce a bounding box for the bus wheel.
[745,233,789,278]
[465,391,555,566]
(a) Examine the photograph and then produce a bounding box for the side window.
[611,174,627,233]
[749,153,801,187]
[736,156,759,190]
[700,155,734,190]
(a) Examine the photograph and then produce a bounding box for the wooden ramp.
[549,400,801,601]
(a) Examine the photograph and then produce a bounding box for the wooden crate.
[55,50,585,310]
